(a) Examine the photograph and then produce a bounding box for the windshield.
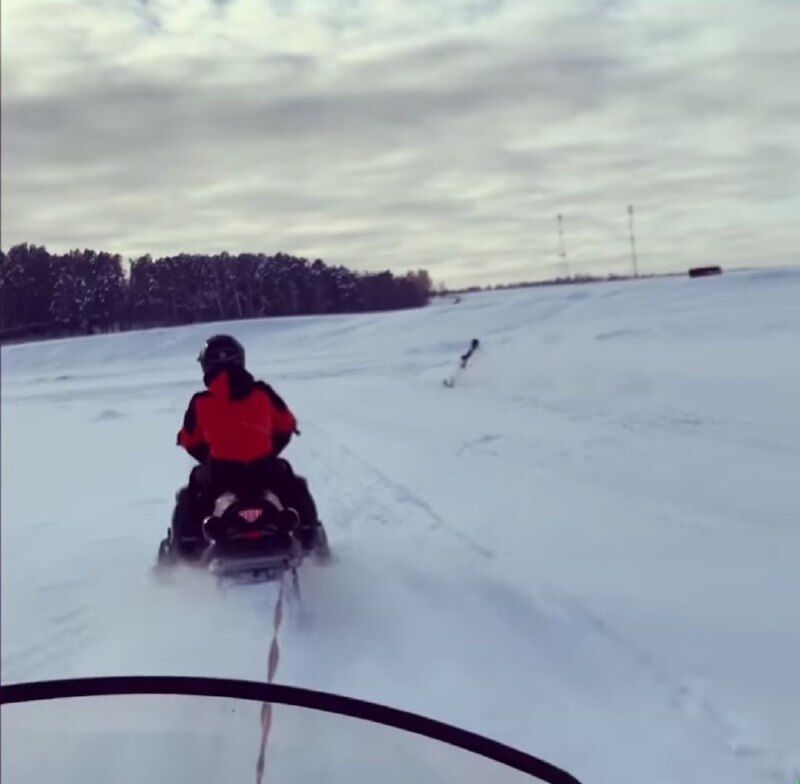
[1,677,575,783]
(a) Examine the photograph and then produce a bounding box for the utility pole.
[628,204,639,278]
[557,213,570,279]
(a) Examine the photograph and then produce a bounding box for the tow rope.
[254,569,290,784]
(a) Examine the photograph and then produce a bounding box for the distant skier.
[460,338,480,369]
[444,338,481,387]
[170,334,328,558]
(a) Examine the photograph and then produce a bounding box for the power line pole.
[627,204,639,278]
[557,213,570,278]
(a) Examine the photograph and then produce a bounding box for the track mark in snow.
[594,328,649,341]
[298,420,494,559]
[293,427,775,779]
[546,591,788,782]
[620,410,710,434]
[131,497,170,508]
[455,433,502,457]
[93,408,125,422]
[25,519,59,534]
[540,332,563,345]
[3,602,97,682]
[306,428,494,559]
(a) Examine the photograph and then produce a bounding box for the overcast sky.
[2,0,798,286]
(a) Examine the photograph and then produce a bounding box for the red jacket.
[177,367,297,463]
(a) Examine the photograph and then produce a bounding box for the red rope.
[255,571,289,784]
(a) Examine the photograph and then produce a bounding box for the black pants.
[171,457,319,545]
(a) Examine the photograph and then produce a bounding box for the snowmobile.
[156,488,328,586]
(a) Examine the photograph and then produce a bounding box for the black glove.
[186,443,210,463]
[273,431,292,455]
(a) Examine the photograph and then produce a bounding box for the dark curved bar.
[1,675,583,784]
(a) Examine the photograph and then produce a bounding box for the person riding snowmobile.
[170,334,328,558]
[460,338,480,369]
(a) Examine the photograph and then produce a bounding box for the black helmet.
[198,334,245,376]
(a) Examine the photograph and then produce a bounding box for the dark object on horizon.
[454,296,462,304]
[688,266,723,278]
[460,338,480,369]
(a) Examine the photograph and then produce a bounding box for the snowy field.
[2,268,799,783]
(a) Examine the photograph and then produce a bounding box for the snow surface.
[2,268,799,783]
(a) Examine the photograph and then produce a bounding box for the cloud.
[2,0,798,286]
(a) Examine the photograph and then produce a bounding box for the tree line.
[0,244,432,341]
